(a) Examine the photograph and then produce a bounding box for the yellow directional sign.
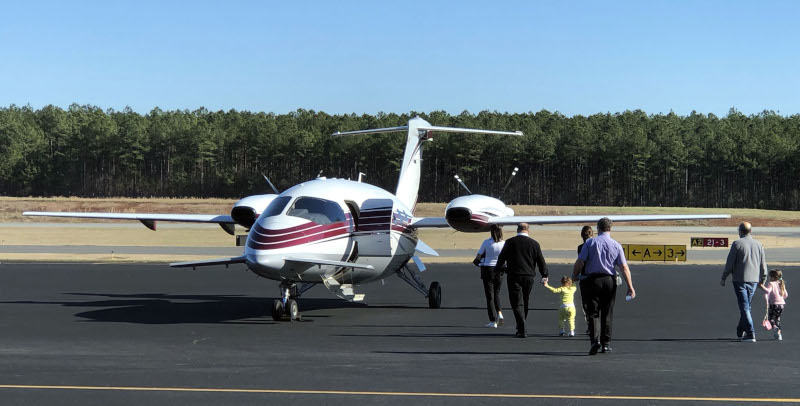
[621,244,687,262]
[664,245,687,261]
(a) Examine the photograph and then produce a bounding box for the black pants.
[768,304,784,330]
[481,266,503,322]
[507,275,535,334]
[580,274,617,345]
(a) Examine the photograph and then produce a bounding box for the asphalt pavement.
[2,245,798,263]
[0,262,798,405]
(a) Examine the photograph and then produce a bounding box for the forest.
[1,104,798,210]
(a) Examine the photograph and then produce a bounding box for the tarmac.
[1,245,799,263]
[0,262,798,405]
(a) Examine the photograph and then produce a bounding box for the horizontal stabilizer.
[284,257,375,270]
[488,214,730,225]
[417,125,522,136]
[170,256,246,269]
[415,239,439,256]
[333,125,522,137]
[333,126,409,136]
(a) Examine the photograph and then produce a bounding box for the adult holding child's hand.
[720,222,768,343]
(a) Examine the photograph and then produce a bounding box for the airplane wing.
[22,211,237,235]
[283,257,375,270]
[170,255,247,269]
[487,214,731,225]
[410,214,730,228]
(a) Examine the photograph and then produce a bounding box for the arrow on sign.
[654,249,662,256]
[632,250,641,256]
[677,250,685,256]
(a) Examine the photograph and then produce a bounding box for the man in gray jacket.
[720,222,768,342]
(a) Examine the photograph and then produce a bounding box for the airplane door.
[354,198,393,256]
[345,201,360,231]
[344,201,360,262]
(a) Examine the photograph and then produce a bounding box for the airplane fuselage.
[244,178,417,285]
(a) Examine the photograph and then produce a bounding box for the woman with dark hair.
[577,226,593,333]
[578,226,594,256]
[474,224,506,328]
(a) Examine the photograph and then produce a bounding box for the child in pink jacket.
[759,269,788,341]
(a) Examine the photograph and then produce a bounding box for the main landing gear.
[396,261,442,309]
[271,281,314,321]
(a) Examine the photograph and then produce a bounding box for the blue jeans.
[733,282,757,336]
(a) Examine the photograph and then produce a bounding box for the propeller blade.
[454,174,473,195]
[262,174,279,194]
[498,167,519,200]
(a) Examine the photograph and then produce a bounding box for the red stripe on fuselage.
[247,228,349,250]
[251,221,349,243]
[253,221,320,236]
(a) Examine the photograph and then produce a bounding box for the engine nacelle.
[445,195,514,232]
[231,194,279,229]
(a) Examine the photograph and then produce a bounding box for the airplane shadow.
[1,292,556,325]
[0,292,367,325]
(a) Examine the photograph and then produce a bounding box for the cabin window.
[287,197,346,225]
[262,196,292,218]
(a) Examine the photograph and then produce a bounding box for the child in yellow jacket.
[545,276,578,337]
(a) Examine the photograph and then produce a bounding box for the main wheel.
[428,281,442,309]
[285,299,300,321]
[271,299,284,321]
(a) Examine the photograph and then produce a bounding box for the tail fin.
[333,118,522,210]
[395,117,431,210]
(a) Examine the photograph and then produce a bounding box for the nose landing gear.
[271,281,314,321]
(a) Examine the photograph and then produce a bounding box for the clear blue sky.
[1,1,798,116]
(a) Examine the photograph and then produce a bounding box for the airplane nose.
[259,255,285,270]
[246,253,285,272]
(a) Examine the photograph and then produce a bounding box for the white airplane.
[24,117,730,321]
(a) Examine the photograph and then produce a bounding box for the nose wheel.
[271,299,284,321]
[271,282,314,321]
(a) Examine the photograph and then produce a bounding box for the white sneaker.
[497,313,505,326]
[777,331,783,341]
[486,321,498,328]
[569,330,575,337]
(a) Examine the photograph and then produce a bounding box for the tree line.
[1,104,799,210]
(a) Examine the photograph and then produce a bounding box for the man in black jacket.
[495,223,549,338]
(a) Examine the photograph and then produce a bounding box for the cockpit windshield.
[262,196,292,218]
[286,197,345,225]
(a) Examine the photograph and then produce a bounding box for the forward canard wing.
[170,256,247,269]
[283,257,375,270]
